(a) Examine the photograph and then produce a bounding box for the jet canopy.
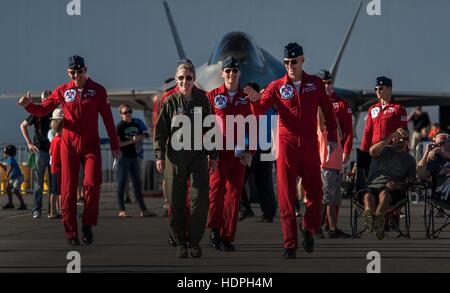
[209,32,264,68]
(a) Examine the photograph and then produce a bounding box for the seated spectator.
[359,128,416,240]
[419,127,431,143]
[417,133,450,204]
[428,123,441,141]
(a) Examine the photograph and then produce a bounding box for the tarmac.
[1,190,450,273]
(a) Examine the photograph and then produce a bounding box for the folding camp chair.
[348,149,412,238]
[423,177,450,239]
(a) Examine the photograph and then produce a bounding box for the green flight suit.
[154,88,217,246]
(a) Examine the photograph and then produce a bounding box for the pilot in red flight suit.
[18,56,120,246]
[245,43,338,258]
[206,56,253,252]
[361,76,407,152]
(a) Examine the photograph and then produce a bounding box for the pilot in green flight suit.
[154,60,217,258]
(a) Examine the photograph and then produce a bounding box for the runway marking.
[4,213,31,219]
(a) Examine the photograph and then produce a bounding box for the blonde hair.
[118,104,131,113]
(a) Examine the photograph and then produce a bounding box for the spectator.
[408,106,431,153]
[123,116,149,204]
[429,123,441,141]
[116,104,156,218]
[419,127,431,143]
[317,108,350,239]
[360,128,416,240]
[20,90,52,219]
[417,133,450,203]
[238,82,277,224]
[1,145,27,210]
[48,109,64,219]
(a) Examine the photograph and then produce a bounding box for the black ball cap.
[284,42,303,58]
[68,55,85,70]
[376,76,392,87]
[318,69,332,81]
[222,56,240,70]
[245,81,260,92]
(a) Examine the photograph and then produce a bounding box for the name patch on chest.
[302,83,317,94]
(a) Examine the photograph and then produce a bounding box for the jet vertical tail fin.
[163,1,186,60]
[330,0,363,82]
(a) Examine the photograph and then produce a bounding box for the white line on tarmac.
[3,213,30,219]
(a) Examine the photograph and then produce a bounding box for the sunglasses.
[68,69,84,76]
[323,80,332,85]
[224,68,239,74]
[283,59,298,65]
[398,137,410,142]
[121,110,132,115]
[177,75,193,81]
[375,87,384,92]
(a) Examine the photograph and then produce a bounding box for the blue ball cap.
[68,55,85,70]
[284,43,303,58]
[376,76,392,87]
[222,56,240,70]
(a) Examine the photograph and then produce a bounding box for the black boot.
[176,243,188,258]
[221,239,236,252]
[82,225,93,245]
[209,229,221,250]
[301,227,314,253]
[282,248,296,259]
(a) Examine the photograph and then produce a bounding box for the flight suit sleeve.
[25,88,60,117]
[99,89,120,151]
[250,82,276,116]
[361,109,373,152]
[154,101,172,160]
[318,84,337,142]
[339,101,353,154]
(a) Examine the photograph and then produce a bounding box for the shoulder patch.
[279,84,294,99]
[64,89,77,103]
[214,95,228,109]
[370,107,380,119]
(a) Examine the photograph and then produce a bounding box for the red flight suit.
[251,72,337,250]
[329,92,353,155]
[25,78,120,239]
[360,101,407,152]
[206,84,252,242]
